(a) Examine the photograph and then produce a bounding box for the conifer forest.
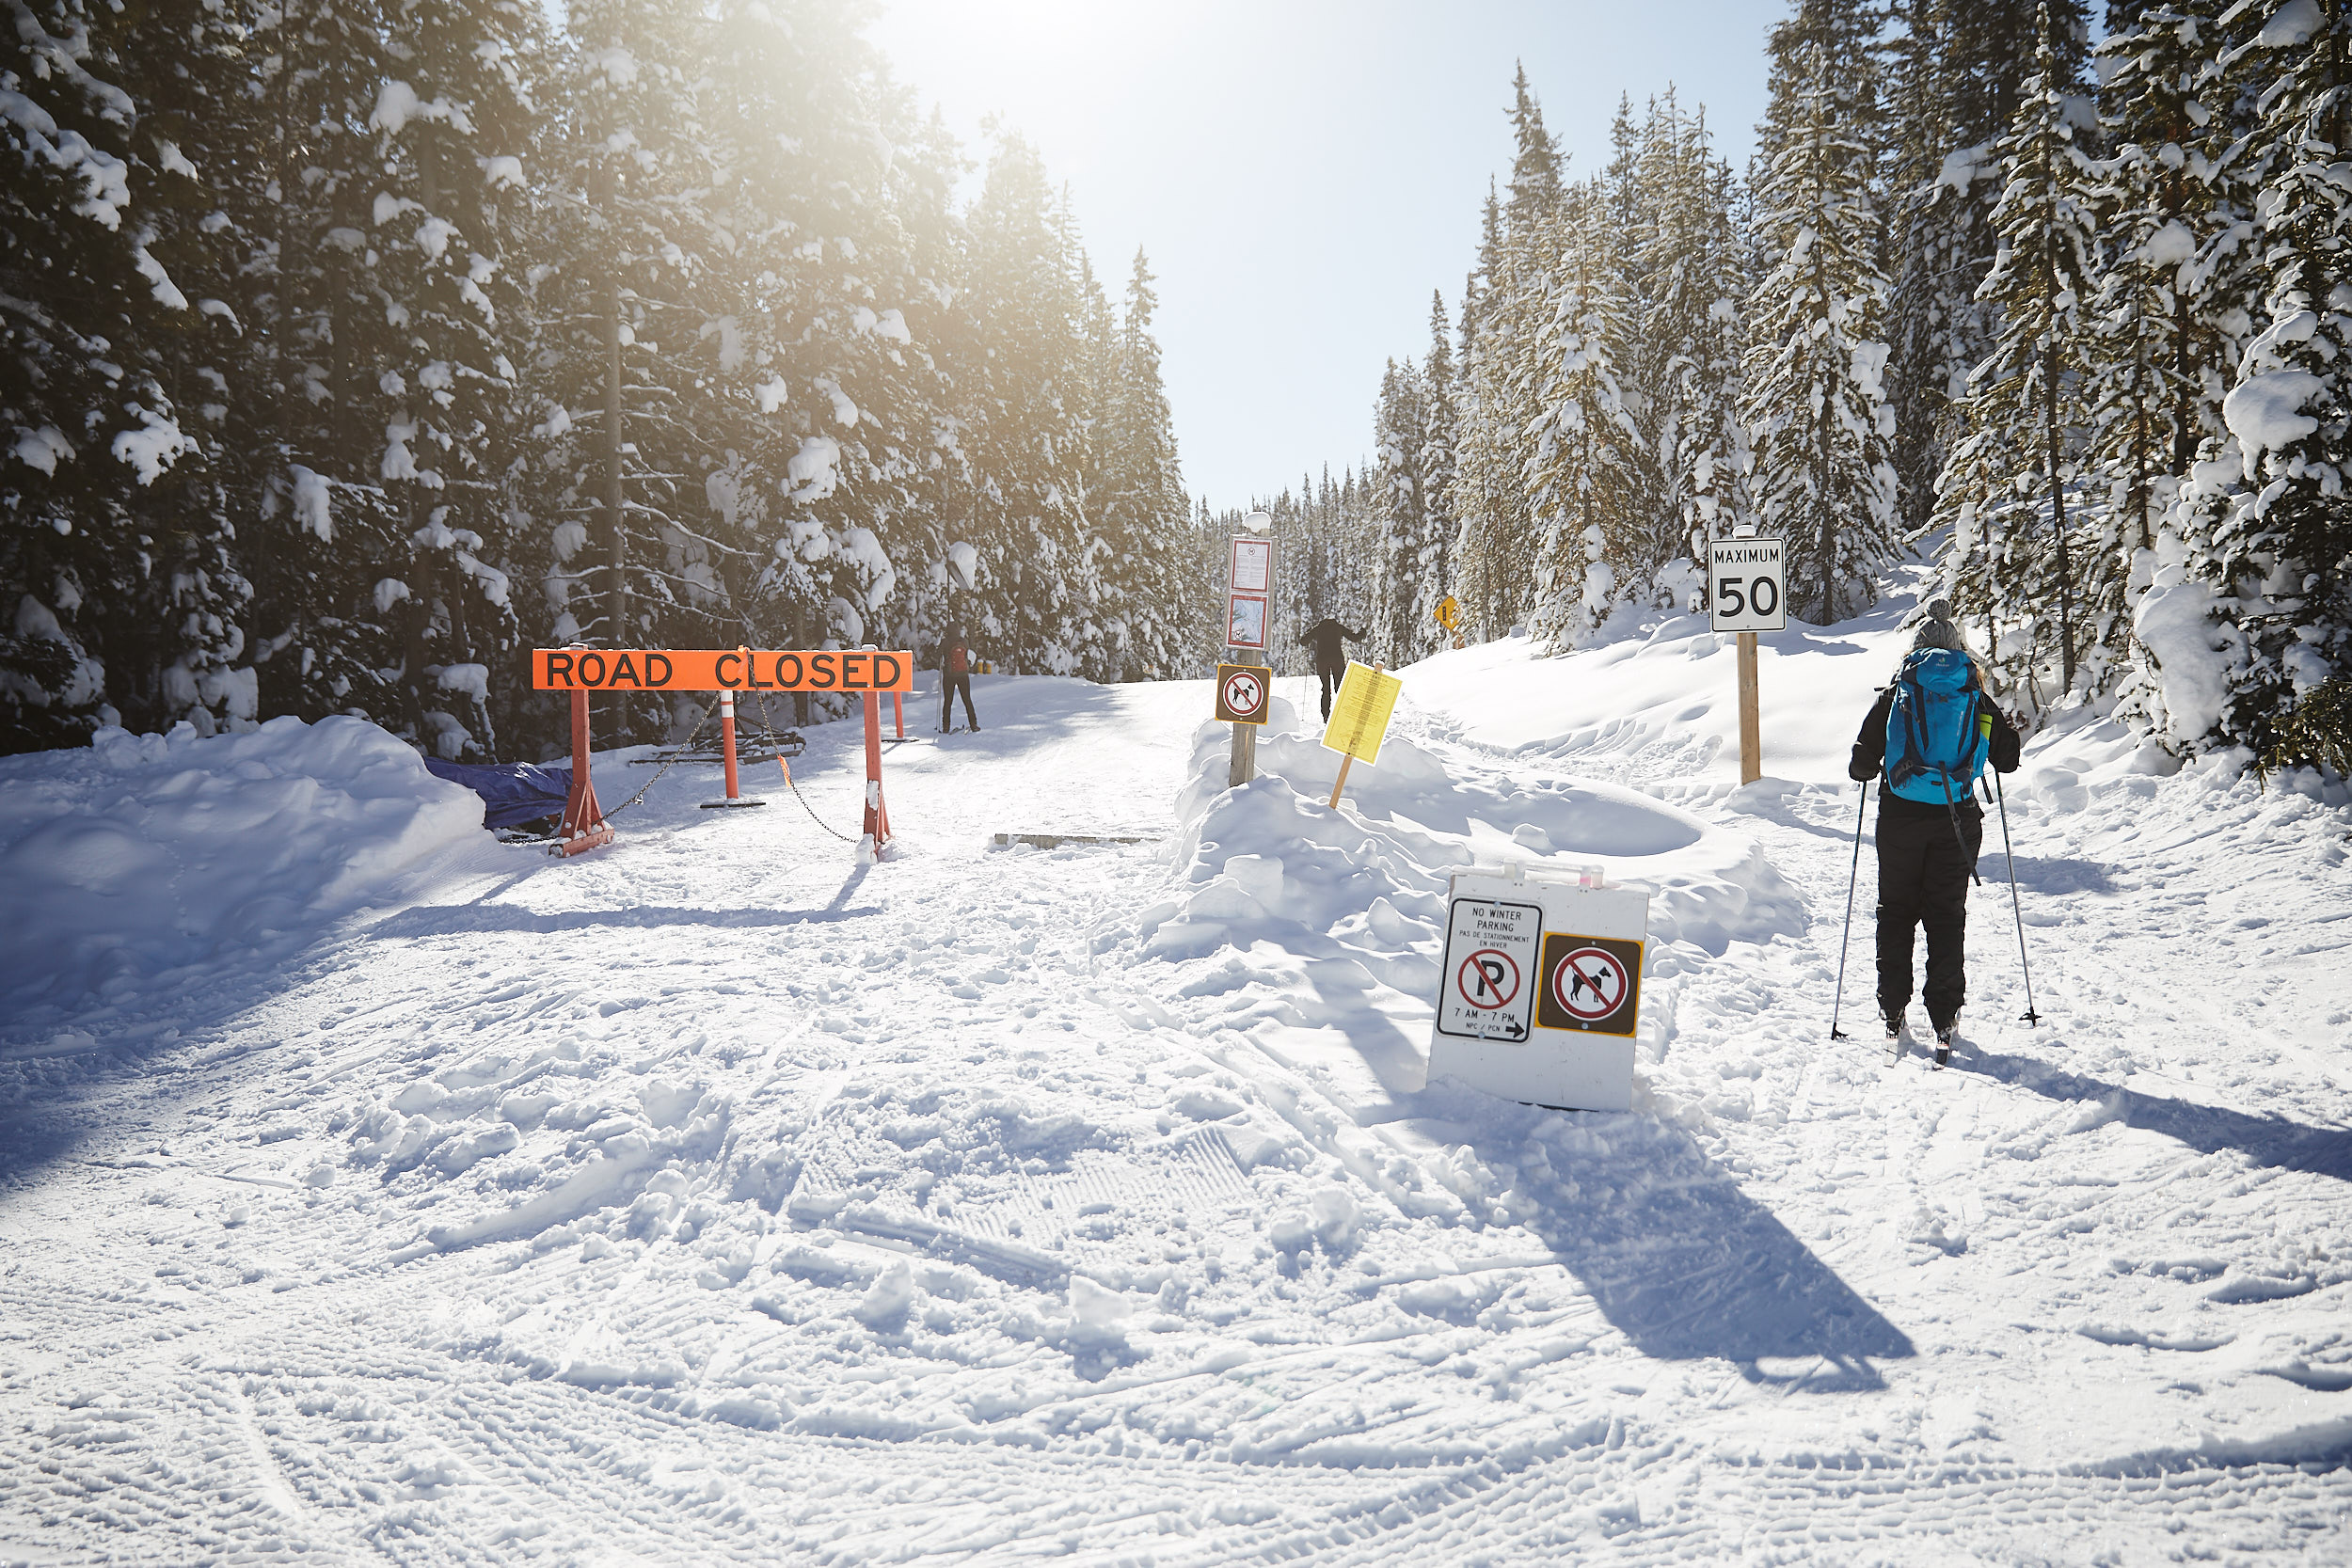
[5,0,2349,765]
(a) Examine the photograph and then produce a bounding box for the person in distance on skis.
[939,627,979,734]
[1849,600,2021,1058]
[1296,617,1367,721]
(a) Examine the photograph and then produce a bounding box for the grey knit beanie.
[1913,597,1966,653]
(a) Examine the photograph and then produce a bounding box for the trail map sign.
[1215,662,1269,725]
[1227,537,1273,651]
[1321,661,1400,765]
[533,648,915,692]
[1707,537,1787,634]
[1428,870,1651,1112]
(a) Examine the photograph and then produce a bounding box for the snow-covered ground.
[5,584,2350,1563]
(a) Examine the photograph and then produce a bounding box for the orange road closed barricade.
[531,648,914,861]
[533,648,915,693]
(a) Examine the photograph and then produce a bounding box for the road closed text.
[532,649,916,693]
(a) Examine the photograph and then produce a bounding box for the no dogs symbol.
[1536,933,1644,1036]
[1456,948,1521,1010]
[1215,663,1269,725]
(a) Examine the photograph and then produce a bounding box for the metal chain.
[748,692,861,843]
[602,693,723,819]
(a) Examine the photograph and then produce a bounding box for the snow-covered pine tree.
[1418,292,1460,645]
[1454,68,1567,643]
[1091,249,1189,680]
[953,131,1094,674]
[238,0,427,736]
[1372,356,1428,663]
[2,0,207,747]
[1527,182,1642,644]
[707,0,953,682]
[522,0,736,746]
[1742,37,1899,626]
[1884,0,2093,537]
[1937,3,2105,702]
[2160,0,2351,753]
[359,0,544,758]
[2081,0,2239,675]
[1450,182,1511,641]
[1632,93,1746,600]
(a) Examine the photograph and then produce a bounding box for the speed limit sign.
[1708,537,1787,633]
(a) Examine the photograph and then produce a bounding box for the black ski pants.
[941,672,977,732]
[1875,806,1981,1030]
[1316,666,1343,720]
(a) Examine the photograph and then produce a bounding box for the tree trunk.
[2042,339,2076,691]
[605,270,627,646]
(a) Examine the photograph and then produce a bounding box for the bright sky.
[868,0,1773,514]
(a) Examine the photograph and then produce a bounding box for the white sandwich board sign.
[1428,867,1650,1112]
[1707,536,1787,633]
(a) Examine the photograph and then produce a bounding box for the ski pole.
[1994,768,2041,1025]
[1828,779,1867,1040]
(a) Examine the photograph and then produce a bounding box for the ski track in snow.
[4,595,2350,1564]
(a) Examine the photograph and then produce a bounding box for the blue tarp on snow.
[422,756,573,830]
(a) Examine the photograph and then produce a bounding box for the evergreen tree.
[1936,4,2104,701]
[1094,249,1189,678]
[2,0,207,746]
[1372,356,1428,661]
[2163,0,2351,749]
[955,132,1094,675]
[1418,292,1460,643]
[1528,183,1642,643]
[1742,39,1899,625]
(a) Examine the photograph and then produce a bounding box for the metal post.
[1828,780,1867,1039]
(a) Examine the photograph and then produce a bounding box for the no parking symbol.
[1436,897,1542,1043]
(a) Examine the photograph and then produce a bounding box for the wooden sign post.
[1737,632,1762,785]
[1706,537,1786,786]
[1226,521,1274,788]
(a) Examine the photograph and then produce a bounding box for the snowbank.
[1136,698,1803,983]
[0,716,491,1014]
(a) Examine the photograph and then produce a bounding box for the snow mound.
[0,716,490,1014]
[1137,699,1802,976]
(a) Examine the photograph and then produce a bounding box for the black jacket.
[1850,684,2022,818]
[1297,619,1365,673]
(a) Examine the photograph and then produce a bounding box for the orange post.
[892,689,904,740]
[556,687,614,856]
[720,689,741,799]
[861,690,891,855]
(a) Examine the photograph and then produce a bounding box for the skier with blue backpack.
[1848,600,2022,1064]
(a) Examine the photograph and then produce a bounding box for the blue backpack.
[1883,648,1991,807]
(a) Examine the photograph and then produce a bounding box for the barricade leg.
[861,690,891,857]
[557,688,615,856]
[893,689,904,740]
[722,690,740,799]
[700,689,766,810]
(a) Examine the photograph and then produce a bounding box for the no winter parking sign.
[1430,869,1650,1112]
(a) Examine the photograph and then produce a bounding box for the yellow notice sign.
[1321,661,1401,765]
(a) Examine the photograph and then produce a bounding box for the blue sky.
[868,0,1775,513]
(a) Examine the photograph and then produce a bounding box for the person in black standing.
[1849,602,2022,1057]
[939,627,979,734]
[1296,617,1367,721]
